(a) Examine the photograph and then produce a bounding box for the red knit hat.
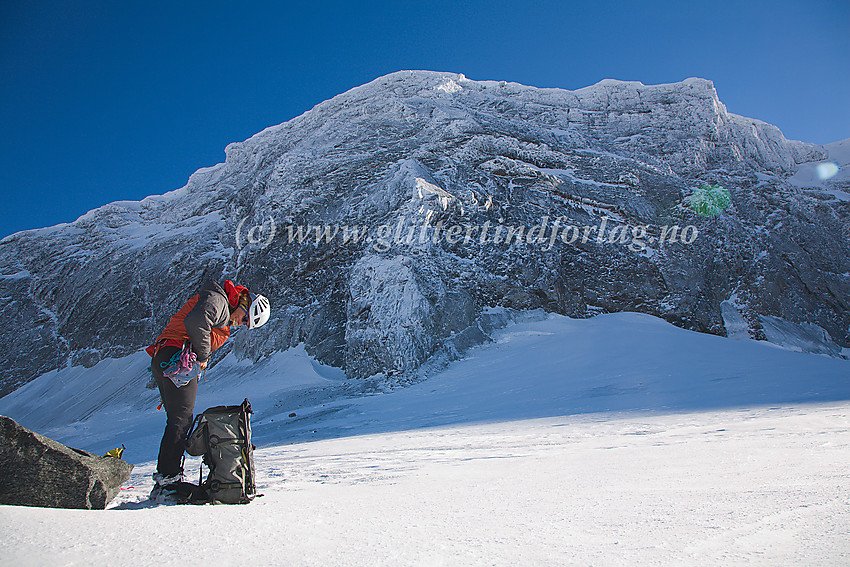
[222,280,249,307]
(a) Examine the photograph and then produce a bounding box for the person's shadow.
[109,498,159,510]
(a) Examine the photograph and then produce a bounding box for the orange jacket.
[145,294,230,357]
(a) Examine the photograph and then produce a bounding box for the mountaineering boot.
[149,472,183,504]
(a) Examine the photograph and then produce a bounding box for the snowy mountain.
[1,71,848,396]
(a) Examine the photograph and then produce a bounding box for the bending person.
[145,279,270,501]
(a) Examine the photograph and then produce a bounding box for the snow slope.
[1,312,849,565]
[788,136,850,200]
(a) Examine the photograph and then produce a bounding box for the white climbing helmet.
[248,294,270,329]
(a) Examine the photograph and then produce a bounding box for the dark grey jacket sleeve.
[184,291,229,363]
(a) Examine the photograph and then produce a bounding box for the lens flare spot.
[815,162,839,181]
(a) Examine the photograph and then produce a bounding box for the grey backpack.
[185,398,257,504]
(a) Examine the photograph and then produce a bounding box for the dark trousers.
[151,346,199,477]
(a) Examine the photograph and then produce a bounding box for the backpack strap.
[238,398,256,495]
[185,413,205,443]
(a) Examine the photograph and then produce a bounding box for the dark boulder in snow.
[0,415,132,509]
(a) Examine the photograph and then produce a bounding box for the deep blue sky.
[1,0,847,239]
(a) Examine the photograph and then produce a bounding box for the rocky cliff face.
[1,71,848,396]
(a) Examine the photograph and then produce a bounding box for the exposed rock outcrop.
[0,415,132,509]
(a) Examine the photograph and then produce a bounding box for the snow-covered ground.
[789,137,850,200]
[1,312,849,565]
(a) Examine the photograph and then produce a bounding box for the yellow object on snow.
[103,445,125,459]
